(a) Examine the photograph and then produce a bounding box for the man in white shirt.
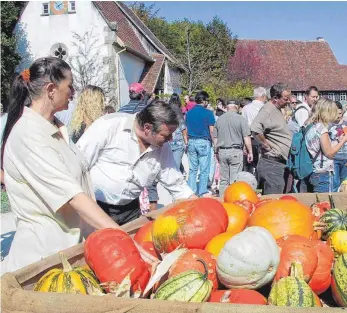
[77,101,195,225]
[242,87,267,127]
[294,86,319,127]
[241,87,267,174]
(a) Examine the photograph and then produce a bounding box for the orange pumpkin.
[275,236,318,282]
[309,240,334,295]
[248,200,315,240]
[224,181,258,204]
[209,289,267,305]
[152,198,228,253]
[169,249,218,290]
[222,202,249,233]
[134,221,153,243]
[205,232,237,257]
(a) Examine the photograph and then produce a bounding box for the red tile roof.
[115,1,180,65]
[232,39,347,91]
[140,54,165,93]
[93,1,151,60]
[340,65,347,87]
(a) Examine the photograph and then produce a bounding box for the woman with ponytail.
[1,57,125,272]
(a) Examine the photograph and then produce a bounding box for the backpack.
[286,124,321,180]
[287,106,309,135]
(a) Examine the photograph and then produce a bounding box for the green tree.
[1,1,25,107]
[130,3,237,94]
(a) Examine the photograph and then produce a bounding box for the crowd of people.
[1,56,347,272]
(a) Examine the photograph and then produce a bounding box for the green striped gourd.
[268,262,320,307]
[34,253,103,295]
[331,253,347,307]
[154,259,212,302]
[320,209,347,240]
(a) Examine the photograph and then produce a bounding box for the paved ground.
[0,154,189,273]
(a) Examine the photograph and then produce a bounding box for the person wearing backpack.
[304,98,347,192]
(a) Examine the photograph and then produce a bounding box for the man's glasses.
[291,102,297,104]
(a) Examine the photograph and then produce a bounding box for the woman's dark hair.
[1,57,71,164]
[195,90,209,104]
[335,101,343,110]
[169,93,184,122]
[104,105,116,114]
[136,100,179,133]
[216,98,226,117]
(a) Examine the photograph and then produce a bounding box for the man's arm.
[244,136,253,163]
[251,110,272,152]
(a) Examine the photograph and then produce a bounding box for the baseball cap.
[129,82,145,93]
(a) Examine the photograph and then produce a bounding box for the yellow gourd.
[327,230,347,257]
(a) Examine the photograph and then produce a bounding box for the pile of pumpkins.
[34,181,347,308]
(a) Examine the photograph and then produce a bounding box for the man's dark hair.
[335,101,343,110]
[189,95,195,102]
[136,100,179,133]
[270,83,290,99]
[104,105,115,114]
[305,86,319,96]
[195,90,209,104]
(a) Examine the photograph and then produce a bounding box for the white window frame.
[42,2,49,15]
[327,93,334,100]
[69,1,76,13]
[340,92,347,101]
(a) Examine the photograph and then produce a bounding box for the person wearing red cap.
[118,82,149,114]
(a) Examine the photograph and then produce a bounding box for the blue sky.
[139,1,347,65]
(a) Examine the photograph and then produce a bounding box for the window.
[69,1,76,12]
[340,93,347,101]
[42,3,49,15]
[327,93,334,100]
[50,43,68,60]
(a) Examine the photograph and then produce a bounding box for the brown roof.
[232,39,347,91]
[115,1,180,65]
[340,65,347,88]
[93,1,152,60]
[139,54,165,93]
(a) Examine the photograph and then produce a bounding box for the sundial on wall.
[50,1,68,15]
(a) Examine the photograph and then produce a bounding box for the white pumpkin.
[217,226,280,289]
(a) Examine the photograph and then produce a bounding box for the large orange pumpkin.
[205,232,237,257]
[134,221,153,243]
[152,198,228,253]
[309,240,334,295]
[248,200,315,240]
[223,181,258,204]
[84,229,150,292]
[275,236,318,282]
[209,289,267,305]
[169,249,218,290]
[222,202,249,233]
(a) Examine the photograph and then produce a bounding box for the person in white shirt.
[241,87,267,174]
[242,87,267,127]
[77,100,195,225]
[294,86,319,127]
[1,57,123,272]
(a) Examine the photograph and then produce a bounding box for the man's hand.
[247,153,253,163]
[261,143,272,152]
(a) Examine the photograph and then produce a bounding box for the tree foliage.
[130,3,237,95]
[1,1,25,107]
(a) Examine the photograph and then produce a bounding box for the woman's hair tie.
[21,69,30,82]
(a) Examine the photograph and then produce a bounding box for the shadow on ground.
[1,231,15,261]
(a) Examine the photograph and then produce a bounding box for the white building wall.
[118,51,146,107]
[131,25,158,56]
[17,2,108,62]
[164,61,182,95]
[16,1,119,105]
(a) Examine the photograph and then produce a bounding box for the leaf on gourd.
[85,281,106,296]
[100,269,134,298]
[143,248,188,296]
